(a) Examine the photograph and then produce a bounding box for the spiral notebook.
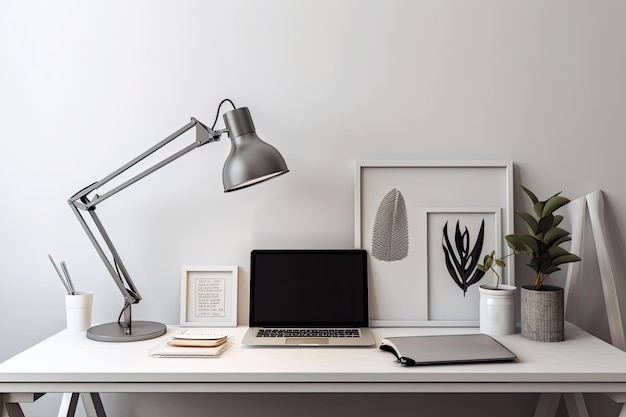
[148,330,234,358]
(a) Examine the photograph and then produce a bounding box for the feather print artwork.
[371,188,409,262]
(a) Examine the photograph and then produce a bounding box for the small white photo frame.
[418,207,502,326]
[180,266,238,327]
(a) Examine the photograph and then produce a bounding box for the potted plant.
[483,186,581,342]
[476,250,517,336]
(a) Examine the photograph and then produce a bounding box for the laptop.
[242,249,375,347]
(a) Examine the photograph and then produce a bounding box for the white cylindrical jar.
[479,284,517,336]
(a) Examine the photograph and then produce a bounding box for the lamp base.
[86,321,166,342]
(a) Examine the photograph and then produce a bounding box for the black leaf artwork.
[442,219,486,296]
[371,188,409,262]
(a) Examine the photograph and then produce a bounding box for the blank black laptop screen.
[249,249,369,327]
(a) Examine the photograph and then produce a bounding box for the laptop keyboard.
[256,328,361,338]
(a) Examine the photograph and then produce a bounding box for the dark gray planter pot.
[520,285,564,342]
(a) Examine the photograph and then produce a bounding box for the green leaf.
[533,256,556,274]
[506,233,539,253]
[552,215,564,228]
[552,254,581,266]
[548,246,570,259]
[533,202,545,218]
[521,185,539,205]
[542,195,570,217]
[543,265,562,275]
[551,235,572,247]
[536,214,555,236]
[507,241,532,255]
[476,264,487,272]
[515,210,539,234]
[495,259,506,267]
[535,240,551,257]
[512,249,527,256]
[543,227,570,246]
[528,259,541,274]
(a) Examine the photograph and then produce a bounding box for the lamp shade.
[222,107,289,192]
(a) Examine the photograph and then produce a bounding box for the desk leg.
[563,393,589,417]
[2,403,25,417]
[1,394,44,417]
[56,393,106,417]
[80,394,106,417]
[534,393,561,417]
[606,393,626,416]
[535,393,590,417]
[1,393,104,417]
[57,393,79,417]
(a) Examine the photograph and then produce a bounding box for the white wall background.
[1,1,625,416]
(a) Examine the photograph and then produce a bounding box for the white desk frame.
[2,324,626,417]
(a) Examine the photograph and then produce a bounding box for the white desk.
[1,323,626,416]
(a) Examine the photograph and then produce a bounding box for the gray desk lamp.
[68,99,289,342]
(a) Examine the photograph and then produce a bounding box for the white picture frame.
[355,160,514,327]
[180,266,238,327]
[419,207,501,326]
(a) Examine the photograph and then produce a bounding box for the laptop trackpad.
[286,337,329,345]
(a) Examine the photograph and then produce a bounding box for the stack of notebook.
[148,329,233,358]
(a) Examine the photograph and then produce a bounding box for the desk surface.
[1,323,626,394]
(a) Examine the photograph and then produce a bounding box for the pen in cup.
[48,254,75,295]
[60,261,76,295]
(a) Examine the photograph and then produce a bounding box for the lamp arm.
[67,117,225,329]
[69,201,139,303]
[69,118,223,209]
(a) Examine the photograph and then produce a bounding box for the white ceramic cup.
[65,291,93,332]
